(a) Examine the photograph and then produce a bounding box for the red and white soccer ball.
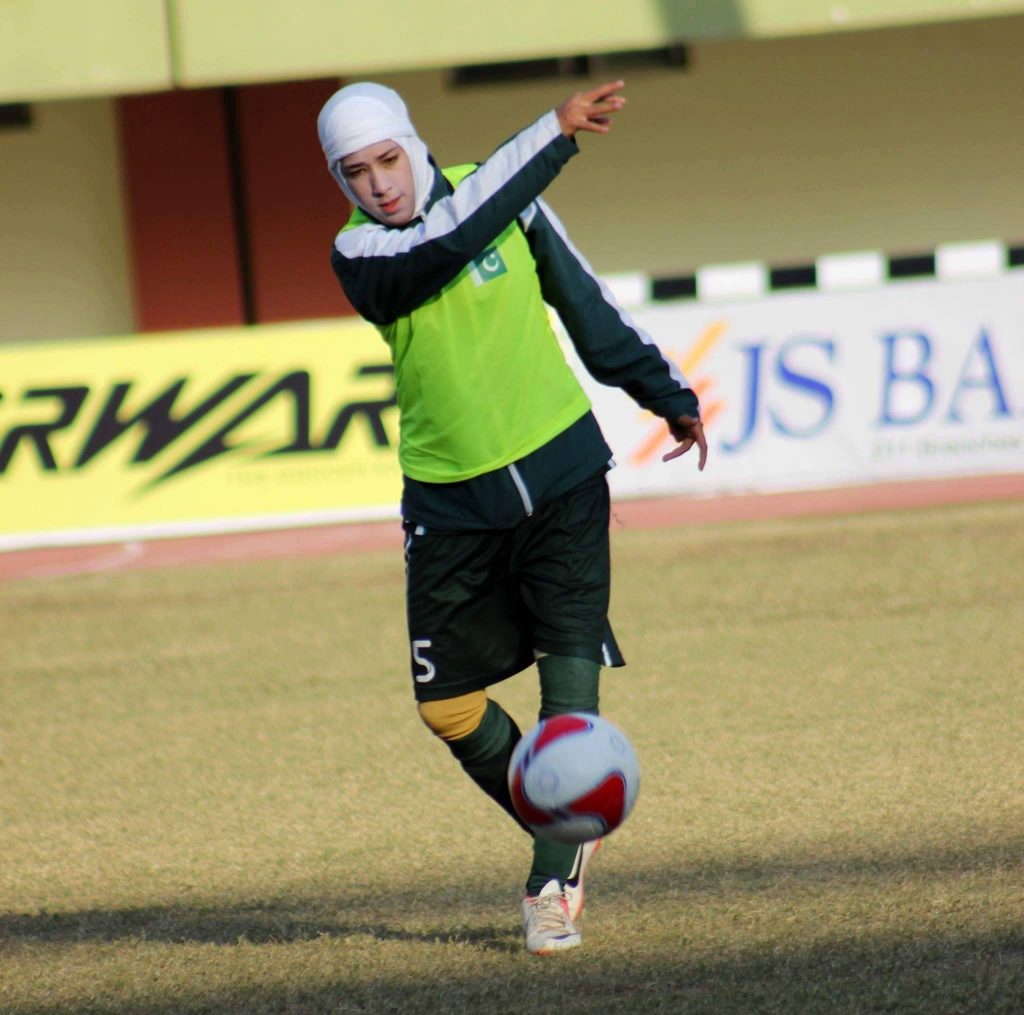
[508,713,640,844]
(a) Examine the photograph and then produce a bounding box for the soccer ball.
[508,713,640,844]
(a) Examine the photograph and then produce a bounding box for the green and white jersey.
[342,162,590,482]
[331,109,698,493]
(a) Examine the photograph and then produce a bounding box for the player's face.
[338,141,416,225]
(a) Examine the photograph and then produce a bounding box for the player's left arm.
[519,197,707,470]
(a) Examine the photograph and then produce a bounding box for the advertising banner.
[1,274,1022,549]
[566,274,1024,501]
[0,319,401,548]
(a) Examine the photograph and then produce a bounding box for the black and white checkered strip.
[602,240,1024,306]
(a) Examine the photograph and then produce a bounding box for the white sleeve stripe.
[534,197,691,390]
[335,110,564,261]
[519,202,538,231]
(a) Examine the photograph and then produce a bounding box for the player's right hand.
[556,80,627,138]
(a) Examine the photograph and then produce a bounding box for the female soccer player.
[318,79,706,954]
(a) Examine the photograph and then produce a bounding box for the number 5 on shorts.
[412,639,436,683]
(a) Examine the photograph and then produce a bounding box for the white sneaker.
[563,838,601,923]
[522,879,581,955]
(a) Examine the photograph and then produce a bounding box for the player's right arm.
[332,82,626,325]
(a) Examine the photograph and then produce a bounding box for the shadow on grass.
[3,837,1023,1012]
[4,928,1023,1015]
[4,834,1021,949]
[0,903,517,951]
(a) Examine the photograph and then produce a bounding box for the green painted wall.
[0,100,135,343]
[169,0,1024,87]
[0,1,171,103]
[4,0,1024,101]
[352,16,1024,274]
[1,13,1022,344]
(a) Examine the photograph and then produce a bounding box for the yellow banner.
[0,319,401,546]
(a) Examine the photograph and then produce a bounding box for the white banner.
[566,274,1024,498]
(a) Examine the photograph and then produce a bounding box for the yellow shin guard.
[417,690,488,742]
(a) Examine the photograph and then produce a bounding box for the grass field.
[2,500,1023,1014]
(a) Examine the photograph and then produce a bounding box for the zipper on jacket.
[507,464,534,517]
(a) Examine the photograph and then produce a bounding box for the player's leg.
[514,472,623,947]
[537,652,600,719]
[523,652,602,898]
[404,524,535,829]
[418,686,589,955]
[532,651,603,917]
[418,691,529,832]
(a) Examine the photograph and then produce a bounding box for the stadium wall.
[2,16,1022,344]
[380,17,1024,275]
[6,0,1024,102]
[0,99,135,344]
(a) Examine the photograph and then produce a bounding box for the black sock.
[527,655,601,895]
[537,654,600,719]
[445,698,530,834]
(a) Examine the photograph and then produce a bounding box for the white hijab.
[317,83,434,221]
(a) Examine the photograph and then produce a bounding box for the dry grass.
[2,500,1023,1013]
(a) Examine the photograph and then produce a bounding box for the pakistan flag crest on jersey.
[469,247,507,286]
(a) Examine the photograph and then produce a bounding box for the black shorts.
[404,472,625,702]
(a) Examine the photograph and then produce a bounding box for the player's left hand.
[662,415,708,470]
